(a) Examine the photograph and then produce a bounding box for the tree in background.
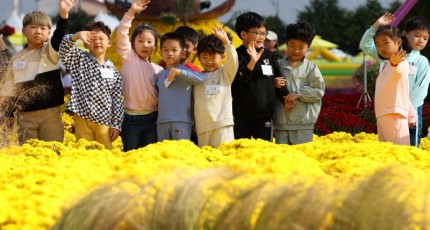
[298,0,350,52]
[264,15,286,45]
[298,0,402,56]
[52,10,94,34]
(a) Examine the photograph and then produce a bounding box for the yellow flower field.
[1,112,430,229]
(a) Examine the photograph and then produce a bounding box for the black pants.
[234,116,273,141]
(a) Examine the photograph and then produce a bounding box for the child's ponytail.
[401,35,412,53]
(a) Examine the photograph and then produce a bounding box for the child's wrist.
[390,62,398,67]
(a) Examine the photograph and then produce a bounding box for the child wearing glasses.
[232,11,285,141]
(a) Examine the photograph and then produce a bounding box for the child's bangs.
[23,11,52,28]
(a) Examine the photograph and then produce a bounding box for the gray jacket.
[274,58,325,130]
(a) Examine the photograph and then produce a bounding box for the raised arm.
[51,0,78,51]
[59,31,91,71]
[116,0,150,60]
[212,27,238,84]
[359,13,395,61]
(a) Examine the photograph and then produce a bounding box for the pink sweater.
[374,60,415,123]
[116,13,163,113]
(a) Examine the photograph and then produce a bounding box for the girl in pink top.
[116,0,163,151]
[371,25,415,145]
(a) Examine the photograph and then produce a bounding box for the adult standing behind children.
[273,21,325,145]
[155,32,203,141]
[360,17,415,145]
[1,0,77,144]
[360,13,430,147]
[60,21,124,150]
[116,0,163,151]
[0,34,12,146]
[264,30,283,61]
[232,12,284,141]
[193,27,239,148]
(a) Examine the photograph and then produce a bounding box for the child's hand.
[373,13,395,29]
[284,91,298,103]
[72,31,93,46]
[389,50,407,66]
[59,0,78,19]
[274,77,286,88]
[128,0,150,16]
[284,100,295,112]
[109,128,120,141]
[0,34,7,50]
[166,68,181,81]
[211,27,229,45]
[247,41,264,62]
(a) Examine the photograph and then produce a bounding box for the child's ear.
[240,31,247,39]
[221,54,225,60]
[107,39,112,48]
[192,46,197,53]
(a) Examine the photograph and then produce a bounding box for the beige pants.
[74,114,112,149]
[377,113,410,145]
[17,106,64,144]
[197,126,234,148]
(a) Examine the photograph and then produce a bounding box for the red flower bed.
[316,92,430,137]
[315,93,377,135]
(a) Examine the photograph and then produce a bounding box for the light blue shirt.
[155,65,203,124]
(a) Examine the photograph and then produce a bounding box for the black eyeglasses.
[246,31,268,37]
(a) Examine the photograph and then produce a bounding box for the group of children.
[0,0,428,150]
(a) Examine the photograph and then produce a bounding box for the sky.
[211,0,404,24]
[0,0,404,26]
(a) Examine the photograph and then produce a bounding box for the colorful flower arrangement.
[2,131,430,229]
[2,94,430,229]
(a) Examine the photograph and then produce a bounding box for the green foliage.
[352,60,380,99]
[52,10,94,34]
[264,15,286,44]
[174,0,196,25]
[297,0,404,56]
[160,13,179,31]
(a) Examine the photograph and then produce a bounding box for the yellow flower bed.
[2,112,430,229]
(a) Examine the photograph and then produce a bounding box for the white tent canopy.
[5,11,23,32]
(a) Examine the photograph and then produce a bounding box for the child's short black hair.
[175,26,198,45]
[285,21,316,46]
[197,34,225,55]
[404,16,430,33]
[235,12,266,38]
[83,21,111,37]
[160,32,185,49]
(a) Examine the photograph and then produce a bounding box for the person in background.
[116,0,163,151]
[265,30,283,61]
[159,25,201,72]
[273,21,325,145]
[60,21,124,150]
[360,14,415,145]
